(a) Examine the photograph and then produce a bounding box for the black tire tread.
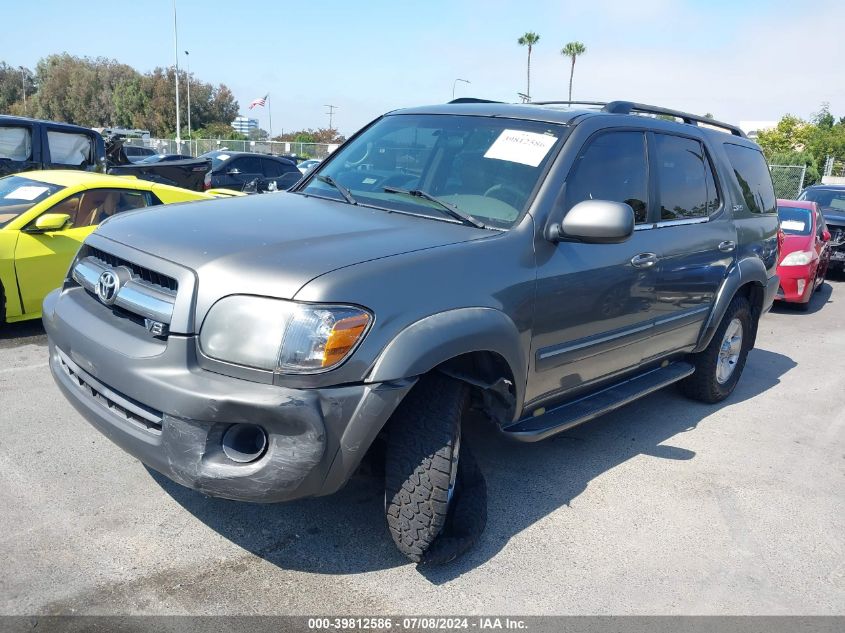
[385,373,467,562]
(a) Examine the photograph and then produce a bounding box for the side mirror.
[29,213,71,233]
[548,200,635,244]
[822,230,831,242]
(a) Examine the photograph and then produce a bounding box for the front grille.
[86,246,178,293]
[57,349,163,433]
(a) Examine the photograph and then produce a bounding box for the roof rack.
[530,100,746,138]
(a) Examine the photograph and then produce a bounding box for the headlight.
[780,250,813,266]
[199,295,371,373]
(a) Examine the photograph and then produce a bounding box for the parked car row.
[0,115,306,194]
[0,170,242,324]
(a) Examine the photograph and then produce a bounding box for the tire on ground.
[681,295,752,403]
[384,372,467,563]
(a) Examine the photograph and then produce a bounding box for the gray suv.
[43,100,779,563]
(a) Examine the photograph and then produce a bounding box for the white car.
[298,159,322,175]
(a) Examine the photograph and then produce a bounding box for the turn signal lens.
[323,313,370,367]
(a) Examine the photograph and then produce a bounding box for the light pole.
[325,104,338,131]
[173,0,181,150]
[452,78,470,100]
[19,67,27,115]
[184,50,192,145]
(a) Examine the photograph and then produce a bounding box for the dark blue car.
[799,184,845,271]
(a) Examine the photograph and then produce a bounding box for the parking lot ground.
[1,280,843,616]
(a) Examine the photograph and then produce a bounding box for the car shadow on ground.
[770,280,835,316]
[151,347,796,583]
[0,319,47,348]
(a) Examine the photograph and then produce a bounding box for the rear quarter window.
[723,143,776,215]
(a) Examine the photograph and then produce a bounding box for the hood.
[96,192,491,304]
[821,209,845,227]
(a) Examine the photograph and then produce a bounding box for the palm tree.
[560,41,586,102]
[517,32,540,100]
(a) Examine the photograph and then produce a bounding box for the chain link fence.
[123,138,339,159]
[769,164,806,199]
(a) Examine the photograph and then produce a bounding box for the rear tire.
[681,295,752,403]
[384,373,467,563]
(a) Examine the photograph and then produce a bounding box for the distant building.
[231,116,258,136]
[739,120,777,140]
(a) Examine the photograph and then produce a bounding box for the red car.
[776,199,831,310]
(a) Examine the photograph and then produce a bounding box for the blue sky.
[4,0,844,136]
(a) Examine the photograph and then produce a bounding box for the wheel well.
[733,281,764,346]
[436,351,517,426]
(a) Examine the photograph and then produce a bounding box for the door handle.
[718,240,736,253]
[630,252,659,268]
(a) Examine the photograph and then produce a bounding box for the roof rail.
[530,100,746,138]
[448,97,503,104]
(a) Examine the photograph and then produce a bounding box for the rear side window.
[0,126,32,161]
[565,131,648,224]
[47,130,94,167]
[262,158,297,177]
[724,143,776,215]
[654,134,718,221]
[61,188,152,228]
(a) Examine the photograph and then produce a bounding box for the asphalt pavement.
[1,280,843,615]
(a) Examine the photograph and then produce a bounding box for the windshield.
[799,188,845,214]
[0,175,64,228]
[298,114,567,228]
[777,206,812,236]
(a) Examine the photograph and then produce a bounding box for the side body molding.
[694,256,768,353]
[366,307,527,416]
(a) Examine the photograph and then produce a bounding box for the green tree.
[517,32,540,100]
[0,62,36,114]
[560,41,586,102]
[194,121,246,140]
[756,115,811,156]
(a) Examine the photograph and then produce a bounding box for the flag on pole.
[249,94,268,109]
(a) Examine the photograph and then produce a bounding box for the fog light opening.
[221,424,268,463]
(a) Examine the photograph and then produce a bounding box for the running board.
[502,362,695,442]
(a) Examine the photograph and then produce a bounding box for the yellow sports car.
[0,170,235,323]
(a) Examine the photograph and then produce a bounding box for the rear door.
[648,132,737,352]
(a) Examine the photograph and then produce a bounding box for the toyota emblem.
[96,270,120,305]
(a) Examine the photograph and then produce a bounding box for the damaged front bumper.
[43,288,414,503]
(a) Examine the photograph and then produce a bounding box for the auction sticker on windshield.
[484,130,557,167]
[4,185,50,201]
[780,220,806,232]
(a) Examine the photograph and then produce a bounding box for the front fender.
[366,307,527,413]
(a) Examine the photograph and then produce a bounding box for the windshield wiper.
[316,174,357,205]
[383,186,486,229]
